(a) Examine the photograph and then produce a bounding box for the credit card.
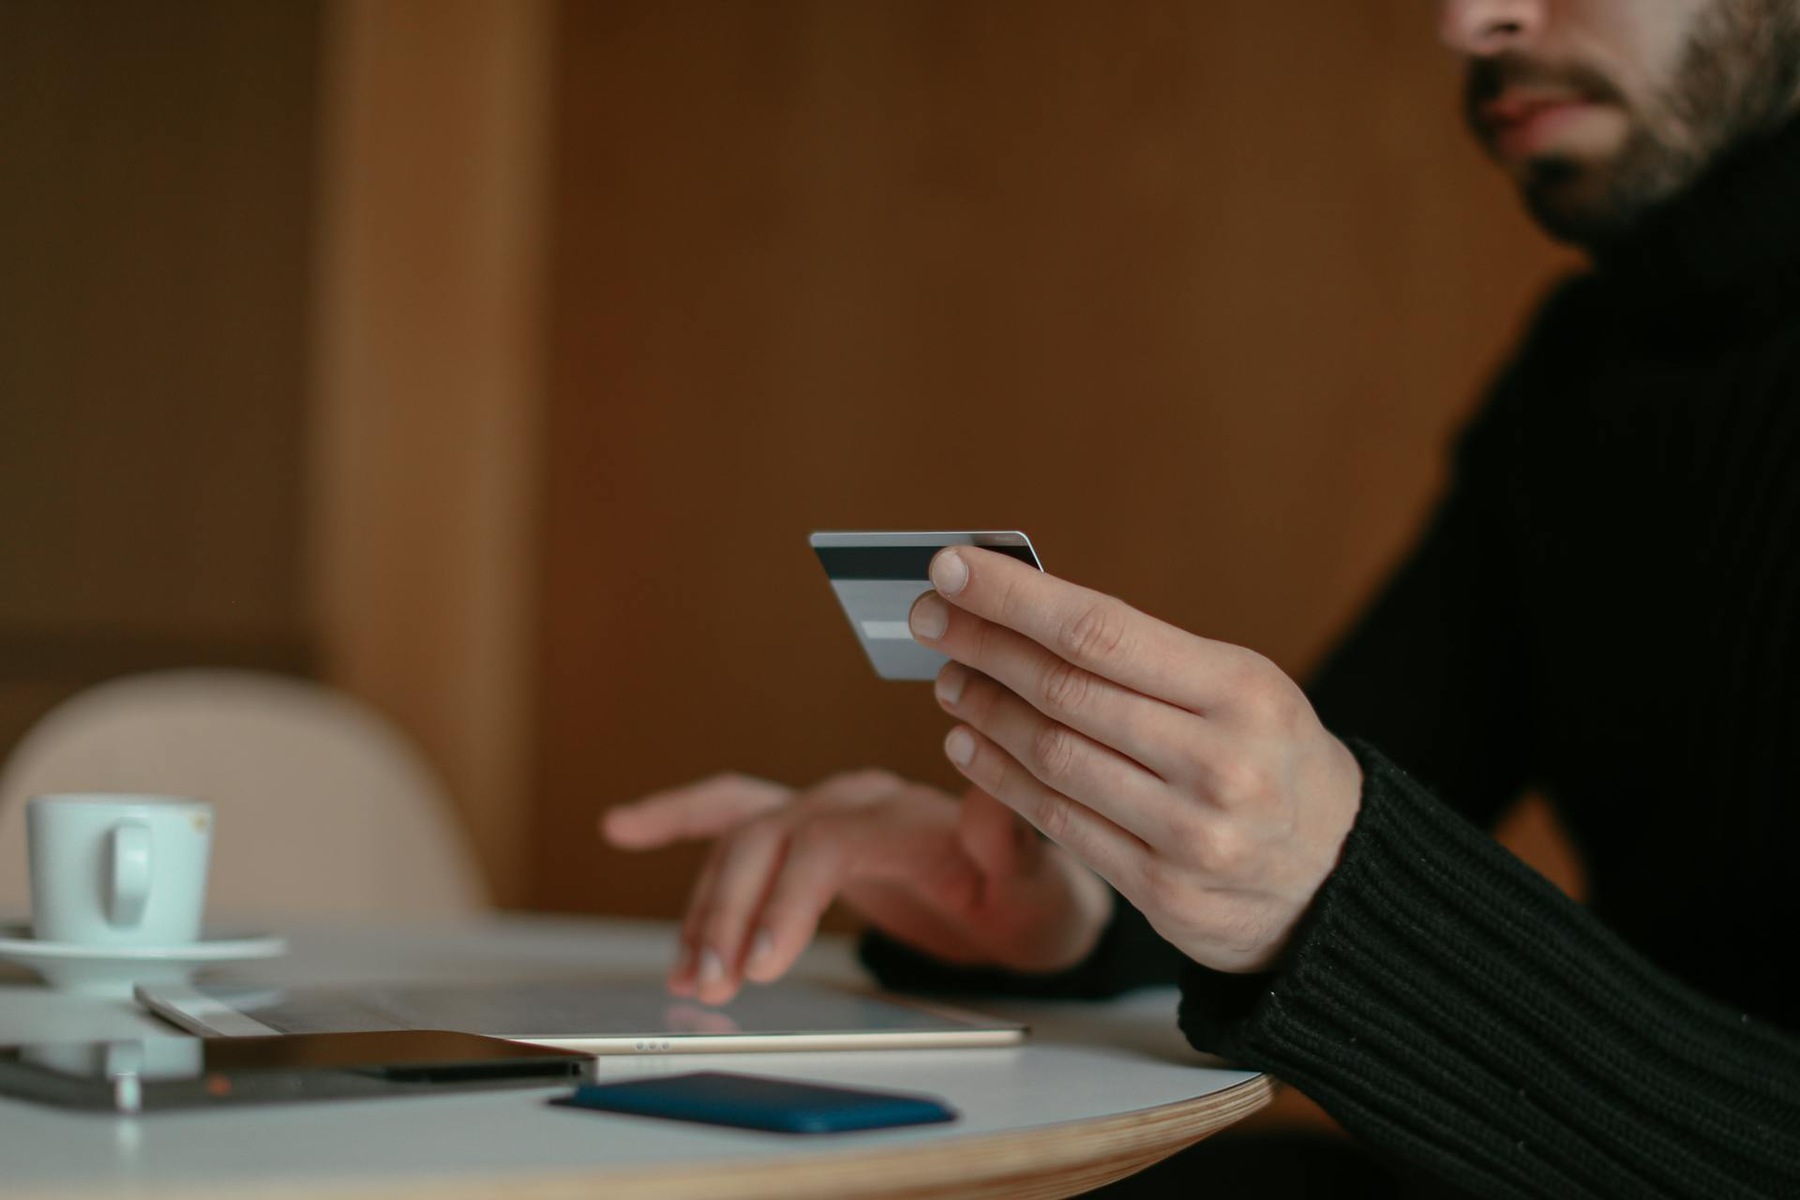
[810,531,1043,680]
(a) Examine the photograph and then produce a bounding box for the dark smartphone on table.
[0,1030,593,1113]
[553,1070,957,1134]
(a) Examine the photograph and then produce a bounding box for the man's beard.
[1466,0,1800,248]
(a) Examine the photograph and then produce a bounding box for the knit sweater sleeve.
[1178,739,1800,1199]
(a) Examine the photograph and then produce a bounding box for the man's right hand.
[600,769,1116,1005]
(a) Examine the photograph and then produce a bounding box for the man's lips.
[1478,92,1601,159]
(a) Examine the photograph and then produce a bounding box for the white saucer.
[0,923,287,998]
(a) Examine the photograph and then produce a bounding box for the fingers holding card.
[810,531,1043,680]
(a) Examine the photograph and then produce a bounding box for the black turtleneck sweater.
[863,120,1800,1197]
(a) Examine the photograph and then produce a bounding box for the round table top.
[0,913,1272,1199]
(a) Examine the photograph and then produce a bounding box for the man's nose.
[1438,0,1545,56]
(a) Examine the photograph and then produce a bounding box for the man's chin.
[1515,149,1681,250]
[1520,162,1627,247]
[1504,118,1717,250]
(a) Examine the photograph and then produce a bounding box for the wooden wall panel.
[308,0,552,906]
[535,1,1574,917]
[0,1,319,758]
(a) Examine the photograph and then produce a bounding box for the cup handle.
[108,821,153,928]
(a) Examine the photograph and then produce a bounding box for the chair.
[0,668,488,922]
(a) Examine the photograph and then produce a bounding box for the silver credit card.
[810,531,1043,680]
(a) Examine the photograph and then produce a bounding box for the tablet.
[135,978,1027,1054]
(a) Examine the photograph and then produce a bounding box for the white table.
[0,915,1271,1199]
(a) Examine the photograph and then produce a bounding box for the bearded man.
[606,3,1800,1195]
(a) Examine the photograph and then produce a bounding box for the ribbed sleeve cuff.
[1178,739,1800,1199]
[858,890,1186,1000]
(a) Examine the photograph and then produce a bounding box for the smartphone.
[552,1070,957,1133]
[0,1031,594,1113]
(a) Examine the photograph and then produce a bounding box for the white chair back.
[0,669,488,923]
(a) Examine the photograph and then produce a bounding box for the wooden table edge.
[23,1073,1275,1200]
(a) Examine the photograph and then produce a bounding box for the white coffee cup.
[27,794,214,947]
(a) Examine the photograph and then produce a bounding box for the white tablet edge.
[135,983,1029,1053]
[508,1028,1024,1054]
[136,983,283,1037]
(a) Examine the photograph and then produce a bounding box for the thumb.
[957,785,1033,882]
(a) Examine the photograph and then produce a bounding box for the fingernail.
[698,948,725,988]
[931,548,968,595]
[935,664,965,706]
[601,808,639,844]
[911,593,949,641]
[748,929,774,969]
[946,727,976,766]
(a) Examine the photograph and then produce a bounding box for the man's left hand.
[908,545,1364,974]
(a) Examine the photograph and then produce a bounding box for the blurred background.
[0,0,1575,922]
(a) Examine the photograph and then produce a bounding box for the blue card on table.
[553,1070,958,1134]
[810,531,1043,680]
